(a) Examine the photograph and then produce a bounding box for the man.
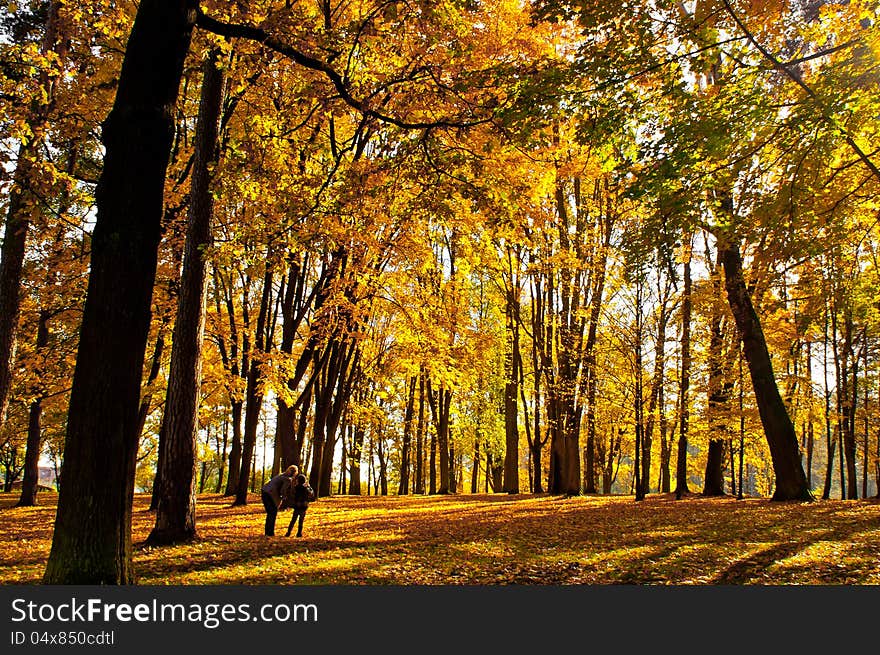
[261,465,297,536]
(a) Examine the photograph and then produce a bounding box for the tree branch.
[719,0,880,183]
[195,8,489,131]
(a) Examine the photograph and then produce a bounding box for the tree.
[44,0,198,584]
[148,46,225,544]
[0,0,65,444]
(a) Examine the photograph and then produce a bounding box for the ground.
[2,492,879,584]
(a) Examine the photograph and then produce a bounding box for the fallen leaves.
[1,492,879,585]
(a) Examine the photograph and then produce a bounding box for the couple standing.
[261,465,315,537]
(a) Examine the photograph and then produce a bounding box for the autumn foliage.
[3,493,880,584]
[1,1,880,584]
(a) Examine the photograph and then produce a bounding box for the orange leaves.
[3,493,880,584]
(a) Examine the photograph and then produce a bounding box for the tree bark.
[398,376,415,495]
[414,368,426,494]
[148,49,224,544]
[633,273,645,501]
[234,267,273,505]
[349,424,364,495]
[675,240,692,499]
[720,240,811,501]
[503,281,520,493]
[0,148,35,433]
[44,0,197,584]
[703,250,728,496]
[16,310,50,507]
[0,1,65,438]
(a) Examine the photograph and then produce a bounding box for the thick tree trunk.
[429,417,437,495]
[274,268,298,471]
[720,240,811,501]
[148,50,224,544]
[437,389,451,494]
[703,441,726,496]
[44,0,197,584]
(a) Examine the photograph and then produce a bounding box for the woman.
[260,465,297,536]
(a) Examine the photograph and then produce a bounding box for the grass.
[2,492,879,584]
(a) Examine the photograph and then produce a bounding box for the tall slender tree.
[148,47,225,544]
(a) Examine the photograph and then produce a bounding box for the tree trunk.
[861,333,869,499]
[224,400,243,495]
[415,368,425,494]
[44,0,197,584]
[703,250,727,496]
[804,340,814,489]
[643,273,669,496]
[349,425,364,495]
[503,283,520,493]
[471,434,480,494]
[148,49,223,544]
[720,240,811,501]
[584,270,605,495]
[215,419,228,493]
[0,1,65,439]
[839,308,858,499]
[398,376,415,495]
[234,267,273,505]
[0,148,36,433]
[634,273,645,502]
[16,309,50,507]
[427,378,451,494]
[429,418,437,495]
[135,325,167,441]
[822,301,835,499]
[675,239,692,499]
[378,429,388,495]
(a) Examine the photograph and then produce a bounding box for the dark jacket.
[261,472,293,508]
[292,482,315,510]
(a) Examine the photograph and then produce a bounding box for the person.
[261,465,297,536]
[285,473,315,538]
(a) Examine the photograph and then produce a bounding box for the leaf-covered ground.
[2,493,879,584]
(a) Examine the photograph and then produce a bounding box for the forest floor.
[2,492,879,585]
